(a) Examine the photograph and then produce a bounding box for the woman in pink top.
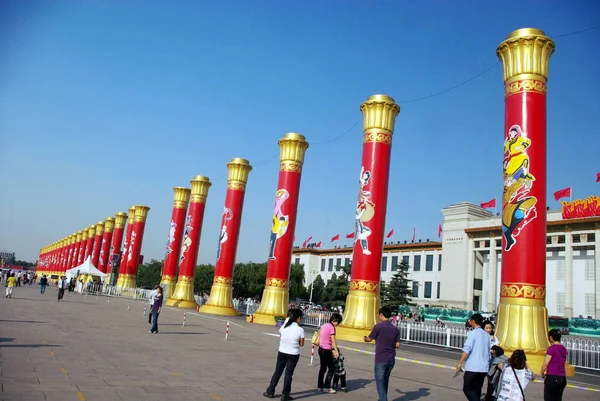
[540,329,568,401]
[317,313,342,394]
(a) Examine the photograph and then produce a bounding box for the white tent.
[66,256,107,279]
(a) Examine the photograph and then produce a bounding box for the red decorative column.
[91,221,104,268]
[116,207,136,288]
[65,234,76,273]
[74,230,85,267]
[201,158,252,316]
[84,225,95,261]
[107,212,127,285]
[99,217,115,274]
[337,95,400,341]
[495,28,567,373]
[252,134,309,325]
[58,239,68,275]
[121,205,150,289]
[160,187,191,298]
[167,176,211,308]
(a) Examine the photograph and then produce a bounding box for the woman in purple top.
[540,329,567,401]
[149,287,163,334]
[317,313,342,394]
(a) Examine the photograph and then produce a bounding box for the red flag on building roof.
[316,241,322,248]
[438,224,443,238]
[480,198,496,208]
[412,226,416,242]
[345,232,354,239]
[386,228,394,238]
[553,187,571,201]
[302,236,313,248]
[331,234,340,242]
[596,172,600,182]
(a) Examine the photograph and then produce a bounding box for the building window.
[328,259,334,272]
[336,258,342,271]
[437,282,441,299]
[585,260,595,281]
[557,292,565,314]
[556,260,566,280]
[413,255,421,271]
[344,257,350,266]
[438,254,442,271]
[473,278,483,291]
[424,281,432,298]
[402,255,409,267]
[294,258,300,266]
[381,256,388,272]
[391,256,398,271]
[320,259,326,272]
[585,293,595,316]
[425,255,433,271]
[412,282,419,298]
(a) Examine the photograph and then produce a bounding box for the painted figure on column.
[121,205,150,289]
[179,215,194,264]
[216,207,232,261]
[161,187,191,297]
[107,212,127,285]
[355,166,374,255]
[268,189,289,260]
[99,217,115,274]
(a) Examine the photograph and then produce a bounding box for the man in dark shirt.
[364,306,401,401]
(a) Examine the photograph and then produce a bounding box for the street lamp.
[308,267,318,305]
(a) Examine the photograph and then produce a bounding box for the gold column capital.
[127,206,136,223]
[81,228,89,241]
[497,28,555,84]
[360,94,400,135]
[114,212,127,228]
[278,133,309,165]
[173,187,191,209]
[133,205,151,223]
[227,158,252,191]
[76,231,83,242]
[104,217,115,233]
[69,234,76,244]
[87,225,96,237]
[95,221,105,235]
[190,175,211,203]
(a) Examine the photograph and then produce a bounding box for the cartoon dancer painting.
[179,215,193,264]
[502,124,537,251]
[268,189,290,260]
[164,221,177,257]
[216,207,232,261]
[355,166,375,255]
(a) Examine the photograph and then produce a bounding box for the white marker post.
[183,312,187,327]
[225,320,230,340]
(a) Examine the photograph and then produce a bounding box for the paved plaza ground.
[1,285,599,401]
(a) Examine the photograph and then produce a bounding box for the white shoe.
[323,389,336,394]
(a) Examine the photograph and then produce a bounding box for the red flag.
[412,226,416,242]
[480,198,496,208]
[596,172,600,182]
[438,224,442,238]
[302,236,313,248]
[386,228,394,238]
[553,187,571,201]
[345,232,354,239]
[331,234,340,242]
[316,241,322,248]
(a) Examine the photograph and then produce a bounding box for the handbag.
[511,366,525,401]
[311,330,321,346]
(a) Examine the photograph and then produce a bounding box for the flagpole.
[494,197,497,216]
[570,186,572,202]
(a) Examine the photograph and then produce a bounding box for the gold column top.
[88,224,96,237]
[173,187,191,209]
[127,206,136,223]
[497,28,555,83]
[81,228,89,240]
[278,133,309,164]
[227,158,253,184]
[115,212,127,228]
[360,94,400,134]
[76,231,83,241]
[104,217,115,233]
[190,175,212,203]
[95,221,105,236]
[68,234,75,245]
[133,205,151,223]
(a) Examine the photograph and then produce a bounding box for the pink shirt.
[319,323,336,350]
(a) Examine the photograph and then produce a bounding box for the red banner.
[561,196,600,219]
[553,187,571,201]
[481,198,496,208]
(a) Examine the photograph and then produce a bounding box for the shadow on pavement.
[156,332,208,335]
[346,378,374,391]
[0,344,62,348]
[0,319,48,324]
[0,337,15,342]
[393,387,431,400]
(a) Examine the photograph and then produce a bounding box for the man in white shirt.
[57,276,67,302]
[148,285,158,324]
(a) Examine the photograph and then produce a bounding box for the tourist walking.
[57,276,67,301]
[331,350,347,392]
[39,275,48,294]
[363,306,401,401]
[540,329,568,401]
[263,308,305,400]
[149,287,163,334]
[483,320,499,347]
[317,312,343,393]
[456,313,491,401]
[484,345,508,401]
[148,285,159,324]
[495,349,534,401]
[5,273,16,298]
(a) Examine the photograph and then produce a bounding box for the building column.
[595,228,600,319]
[465,238,475,310]
[488,237,498,312]
[565,230,573,318]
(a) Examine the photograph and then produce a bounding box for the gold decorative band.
[227,182,246,191]
[363,131,392,144]
[176,275,194,283]
[349,279,380,292]
[280,162,302,173]
[265,277,289,288]
[161,275,177,282]
[190,195,207,203]
[214,276,233,285]
[173,201,188,209]
[505,79,547,97]
[500,283,545,300]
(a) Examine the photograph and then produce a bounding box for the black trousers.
[544,375,567,401]
[58,288,65,301]
[332,372,346,388]
[266,352,300,396]
[463,371,487,401]
[317,348,335,389]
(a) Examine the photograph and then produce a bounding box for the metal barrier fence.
[397,321,467,350]
[562,337,600,371]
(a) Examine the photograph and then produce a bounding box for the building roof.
[464,216,600,236]
[293,241,442,255]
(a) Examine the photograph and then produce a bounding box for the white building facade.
[293,202,600,318]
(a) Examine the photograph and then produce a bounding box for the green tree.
[232,262,267,299]
[194,264,215,294]
[382,260,415,310]
[322,272,349,306]
[289,264,308,301]
[136,259,162,289]
[308,274,325,304]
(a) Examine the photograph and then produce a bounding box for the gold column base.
[115,275,124,288]
[199,282,240,316]
[251,283,289,326]
[166,276,198,309]
[496,298,575,376]
[336,288,380,342]
[160,276,177,298]
[105,273,112,284]
[119,274,136,289]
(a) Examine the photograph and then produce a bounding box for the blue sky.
[1,1,599,263]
